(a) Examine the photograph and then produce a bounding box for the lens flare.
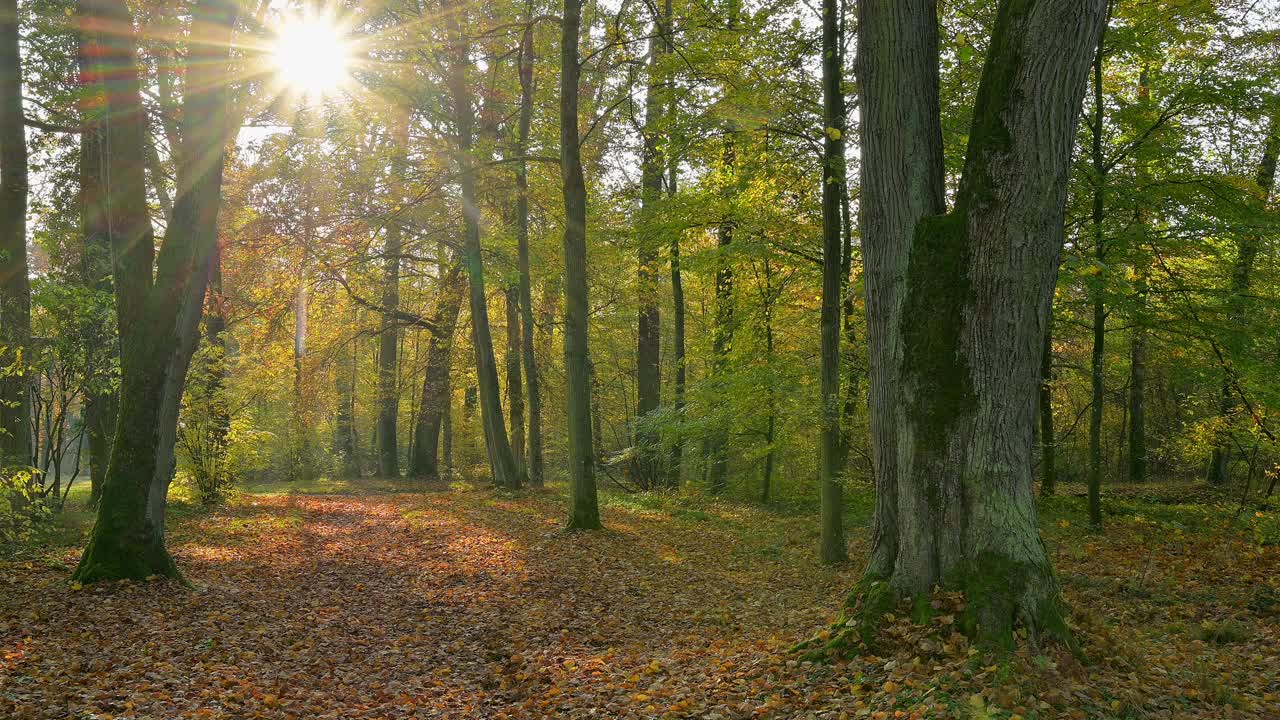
[271,14,352,97]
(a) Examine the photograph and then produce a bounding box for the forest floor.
[1,477,1278,719]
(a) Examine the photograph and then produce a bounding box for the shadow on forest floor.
[1,476,1277,718]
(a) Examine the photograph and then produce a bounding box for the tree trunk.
[707,134,735,494]
[504,285,525,473]
[1127,277,1146,484]
[1207,113,1278,485]
[0,0,32,472]
[1086,35,1107,528]
[290,266,312,481]
[411,267,464,478]
[818,0,847,564]
[76,31,116,507]
[74,0,237,583]
[335,324,360,477]
[561,0,600,528]
[856,0,1105,647]
[443,0,522,491]
[858,0,947,583]
[838,180,859,471]
[760,260,775,503]
[632,0,671,490]
[376,109,409,479]
[514,16,544,487]
[1038,321,1057,496]
[666,158,685,488]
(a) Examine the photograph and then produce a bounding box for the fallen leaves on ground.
[1,482,1277,718]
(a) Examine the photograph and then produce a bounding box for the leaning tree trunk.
[817,0,847,564]
[411,266,464,478]
[855,0,1106,648]
[514,16,544,487]
[0,0,32,473]
[443,0,522,491]
[73,0,237,583]
[561,0,600,528]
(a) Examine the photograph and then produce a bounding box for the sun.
[270,13,353,97]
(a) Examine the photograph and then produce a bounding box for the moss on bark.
[900,211,976,449]
[953,551,1075,653]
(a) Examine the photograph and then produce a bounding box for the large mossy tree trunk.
[0,0,32,473]
[817,0,847,565]
[856,0,1106,648]
[561,0,600,528]
[73,0,237,583]
[411,266,464,478]
[443,0,522,491]
[858,0,947,585]
[514,17,544,487]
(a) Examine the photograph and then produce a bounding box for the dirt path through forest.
[2,485,1277,719]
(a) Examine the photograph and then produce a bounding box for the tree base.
[71,526,184,585]
[796,560,1077,661]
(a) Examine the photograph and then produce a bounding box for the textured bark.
[504,286,525,473]
[514,17,544,487]
[411,267,464,478]
[0,0,32,471]
[818,0,847,564]
[857,0,1105,646]
[632,0,671,490]
[74,0,236,583]
[858,0,947,581]
[1207,113,1278,486]
[561,0,600,528]
[1086,38,1106,528]
[443,0,522,491]
[376,110,409,479]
